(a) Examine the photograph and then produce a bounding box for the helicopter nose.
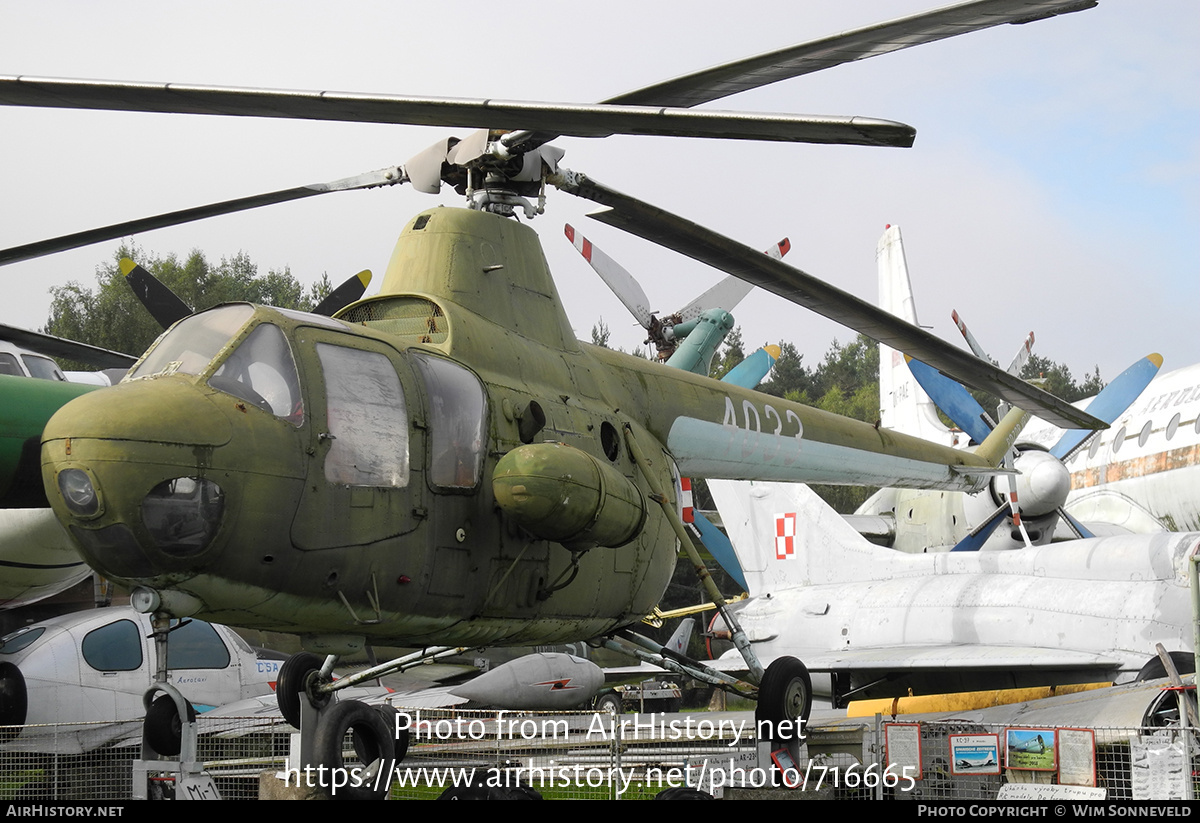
[41,377,234,582]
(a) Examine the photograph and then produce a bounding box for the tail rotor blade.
[951,309,990,362]
[1005,331,1035,377]
[564,224,653,328]
[677,276,754,323]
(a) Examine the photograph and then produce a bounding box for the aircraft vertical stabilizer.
[877,225,958,446]
[708,480,886,597]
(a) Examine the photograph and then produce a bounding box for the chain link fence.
[2,710,1196,800]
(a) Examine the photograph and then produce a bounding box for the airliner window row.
[1079,412,1197,462]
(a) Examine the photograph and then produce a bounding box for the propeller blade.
[120,258,192,330]
[950,503,1009,552]
[314,270,372,317]
[721,345,781,390]
[564,224,653,328]
[0,324,137,370]
[1048,354,1163,460]
[904,357,993,444]
[1059,508,1095,540]
[691,510,749,593]
[0,166,406,266]
[559,171,1105,432]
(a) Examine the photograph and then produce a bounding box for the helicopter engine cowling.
[492,442,647,550]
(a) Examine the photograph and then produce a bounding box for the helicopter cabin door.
[289,329,422,551]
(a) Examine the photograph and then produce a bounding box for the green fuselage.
[40,207,994,652]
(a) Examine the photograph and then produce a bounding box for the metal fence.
[1,711,1196,800]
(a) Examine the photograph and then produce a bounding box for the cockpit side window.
[21,355,65,381]
[166,619,231,670]
[129,305,255,380]
[81,620,143,672]
[317,343,409,487]
[413,353,487,489]
[0,354,21,377]
[0,626,45,655]
[209,323,304,425]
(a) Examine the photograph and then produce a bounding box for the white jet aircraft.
[860,224,1196,551]
[707,478,1198,709]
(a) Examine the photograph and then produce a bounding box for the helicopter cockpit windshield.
[127,305,304,425]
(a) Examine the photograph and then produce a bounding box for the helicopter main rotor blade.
[0,76,914,148]
[0,323,136,370]
[509,0,1097,149]
[0,166,406,266]
[557,170,1104,432]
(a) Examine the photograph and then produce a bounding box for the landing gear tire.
[145,694,197,757]
[596,693,622,715]
[756,656,812,741]
[374,704,410,763]
[1136,651,1197,682]
[277,652,331,728]
[313,699,395,800]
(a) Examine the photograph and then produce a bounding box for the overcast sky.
[2,0,1196,384]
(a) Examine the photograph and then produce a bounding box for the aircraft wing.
[784,645,1126,672]
[708,644,1124,675]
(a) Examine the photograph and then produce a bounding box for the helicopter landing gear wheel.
[374,704,410,763]
[144,694,196,757]
[313,699,395,800]
[596,693,622,715]
[277,652,331,728]
[756,656,812,741]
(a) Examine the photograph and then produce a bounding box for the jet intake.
[492,443,646,549]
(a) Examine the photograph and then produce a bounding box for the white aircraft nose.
[1012,450,1071,518]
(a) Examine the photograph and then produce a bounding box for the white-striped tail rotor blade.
[564,224,654,329]
[1005,331,1036,377]
[679,237,789,320]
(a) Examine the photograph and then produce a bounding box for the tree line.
[43,245,330,368]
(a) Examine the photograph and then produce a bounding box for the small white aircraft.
[861,224,1194,551]
[707,478,1198,708]
[0,606,275,753]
